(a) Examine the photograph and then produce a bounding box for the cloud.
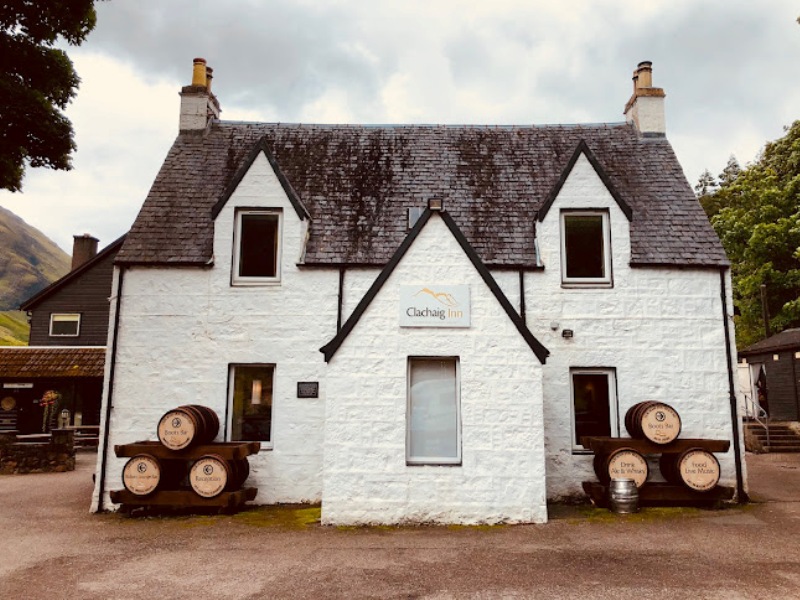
[1,0,798,250]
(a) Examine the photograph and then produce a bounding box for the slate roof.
[20,235,126,311]
[740,329,800,356]
[117,121,728,268]
[0,347,105,378]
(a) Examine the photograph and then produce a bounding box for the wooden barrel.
[624,401,681,445]
[593,447,649,488]
[189,454,247,498]
[122,454,161,496]
[659,448,720,492]
[157,405,220,451]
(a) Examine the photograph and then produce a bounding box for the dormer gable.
[211,137,310,222]
[537,140,632,223]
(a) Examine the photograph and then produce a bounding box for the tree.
[703,121,800,348]
[694,169,718,198]
[718,155,741,188]
[0,1,99,192]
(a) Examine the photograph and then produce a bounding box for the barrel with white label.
[659,448,720,492]
[624,401,681,445]
[122,454,161,496]
[189,454,232,498]
[157,405,220,451]
[593,447,649,488]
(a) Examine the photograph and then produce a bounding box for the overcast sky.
[1,0,798,253]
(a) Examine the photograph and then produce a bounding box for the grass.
[0,311,29,345]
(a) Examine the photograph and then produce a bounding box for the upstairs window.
[49,313,81,337]
[561,211,611,285]
[233,209,281,285]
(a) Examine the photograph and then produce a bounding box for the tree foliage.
[0,1,99,192]
[699,121,800,349]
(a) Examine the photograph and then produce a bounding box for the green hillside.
[0,205,71,344]
[0,311,29,345]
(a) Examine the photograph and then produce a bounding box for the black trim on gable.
[538,140,633,222]
[319,209,549,364]
[211,137,310,222]
[20,235,127,311]
[439,212,549,364]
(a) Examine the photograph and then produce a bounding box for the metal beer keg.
[608,478,639,514]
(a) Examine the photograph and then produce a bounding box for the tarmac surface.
[2,452,800,599]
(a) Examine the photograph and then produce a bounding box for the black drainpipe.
[97,266,125,512]
[720,268,747,503]
[337,267,345,332]
[519,270,526,321]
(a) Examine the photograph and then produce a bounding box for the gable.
[320,207,549,364]
[537,141,633,222]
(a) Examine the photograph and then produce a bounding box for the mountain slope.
[0,311,28,345]
[0,205,71,311]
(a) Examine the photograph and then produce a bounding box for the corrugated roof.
[740,329,800,356]
[0,347,105,378]
[117,121,728,268]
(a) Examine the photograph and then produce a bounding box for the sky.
[1,0,799,254]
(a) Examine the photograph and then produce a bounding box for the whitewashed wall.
[92,149,742,513]
[92,153,339,510]
[322,214,547,525]
[524,154,741,499]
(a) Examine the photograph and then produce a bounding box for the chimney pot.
[71,234,99,271]
[191,57,207,87]
[623,60,666,135]
[206,66,213,92]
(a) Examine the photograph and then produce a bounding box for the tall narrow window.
[49,313,81,337]
[233,210,281,284]
[229,365,274,444]
[571,368,618,451]
[407,357,461,465]
[561,211,611,285]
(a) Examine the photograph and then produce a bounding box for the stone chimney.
[623,61,666,135]
[179,57,221,131]
[72,234,99,270]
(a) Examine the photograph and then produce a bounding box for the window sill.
[406,460,462,467]
[561,281,613,289]
[230,279,282,287]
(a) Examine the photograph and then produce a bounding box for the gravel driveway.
[1,452,800,599]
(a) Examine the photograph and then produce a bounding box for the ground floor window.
[228,364,274,444]
[407,357,461,465]
[570,368,618,452]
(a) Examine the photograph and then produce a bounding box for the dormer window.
[232,209,281,285]
[560,210,612,286]
[50,313,81,337]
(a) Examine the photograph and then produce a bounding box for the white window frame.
[560,210,612,286]
[406,356,462,466]
[569,367,619,453]
[231,209,282,286]
[226,363,275,449]
[49,313,81,337]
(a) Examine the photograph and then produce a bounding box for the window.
[232,209,281,284]
[561,211,611,285]
[407,357,461,465]
[228,365,274,444]
[49,313,80,337]
[570,368,618,452]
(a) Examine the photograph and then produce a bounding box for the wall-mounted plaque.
[297,382,319,399]
[3,383,33,389]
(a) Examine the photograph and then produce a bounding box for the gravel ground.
[1,452,800,599]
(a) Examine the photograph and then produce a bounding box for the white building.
[92,60,745,524]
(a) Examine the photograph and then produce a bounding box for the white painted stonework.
[525,154,743,499]
[625,95,666,135]
[322,214,547,525]
[92,148,744,518]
